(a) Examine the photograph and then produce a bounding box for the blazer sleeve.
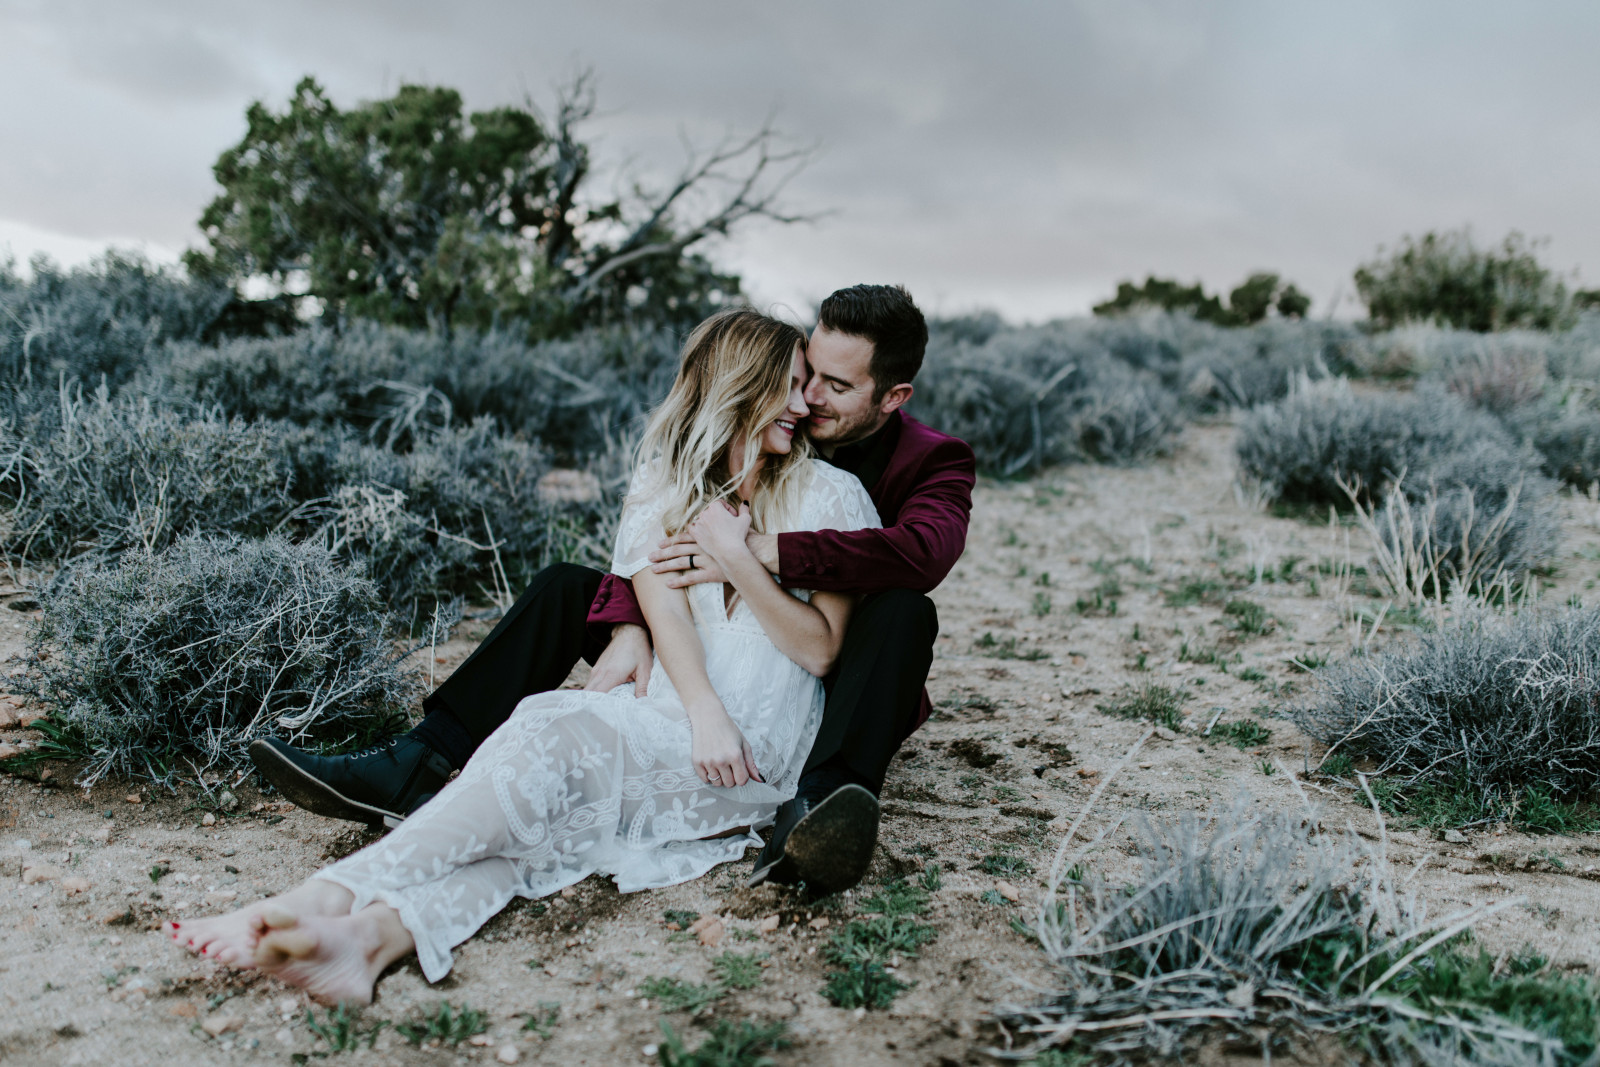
[776,436,975,594]
[587,572,647,637]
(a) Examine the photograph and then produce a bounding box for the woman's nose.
[789,391,809,417]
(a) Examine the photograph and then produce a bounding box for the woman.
[166,309,880,1004]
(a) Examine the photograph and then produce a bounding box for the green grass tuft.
[1097,684,1185,730]
[822,962,910,1011]
[305,1004,388,1052]
[396,1002,488,1047]
[1224,598,1273,635]
[638,977,724,1015]
[1211,719,1272,749]
[656,1017,790,1067]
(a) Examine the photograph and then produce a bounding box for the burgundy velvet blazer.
[587,411,976,728]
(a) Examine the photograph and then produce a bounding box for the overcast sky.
[3,1,1598,322]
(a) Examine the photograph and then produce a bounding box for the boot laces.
[346,737,400,761]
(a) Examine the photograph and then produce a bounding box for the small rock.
[468,1034,494,1047]
[0,743,19,761]
[560,886,578,898]
[275,1027,294,1046]
[1153,727,1177,741]
[695,917,725,947]
[0,705,16,728]
[124,794,142,805]
[995,880,1020,903]
[497,1046,521,1064]
[218,790,239,812]
[758,914,780,933]
[807,917,830,930]
[17,709,46,729]
[22,863,62,884]
[205,890,239,906]
[537,468,603,505]
[62,875,91,894]
[1137,762,1153,770]
[201,1014,242,1038]
[168,1002,198,1018]
[201,813,216,827]
[1443,829,1468,844]
[1075,767,1098,778]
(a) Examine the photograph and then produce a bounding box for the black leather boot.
[249,736,452,828]
[748,779,880,894]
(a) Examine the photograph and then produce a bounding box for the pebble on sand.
[995,880,1021,902]
[758,914,780,933]
[688,915,725,947]
[497,1044,521,1064]
[22,863,62,884]
[202,1014,242,1037]
[61,875,91,894]
[201,813,216,826]
[0,743,20,761]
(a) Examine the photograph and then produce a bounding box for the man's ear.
[878,383,914,416]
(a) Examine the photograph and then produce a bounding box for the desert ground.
[4,417,1600,1066]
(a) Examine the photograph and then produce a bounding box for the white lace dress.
[315,458,879,981]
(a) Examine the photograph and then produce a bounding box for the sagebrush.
[1296,605,1600,826]
[24,534,416,787]
[1004,796,1598,1063]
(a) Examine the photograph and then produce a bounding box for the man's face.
[802,325,884,446]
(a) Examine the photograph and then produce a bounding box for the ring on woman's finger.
[688,554,696,570]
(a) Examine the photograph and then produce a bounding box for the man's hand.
[651,529,780,589]
[649,537,727,589]
[583,623,653,696]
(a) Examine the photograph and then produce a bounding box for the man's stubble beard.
[805,409,882,451]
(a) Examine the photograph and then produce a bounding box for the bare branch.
[568,116,820,302]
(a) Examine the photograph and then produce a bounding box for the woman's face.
[758,344,809,456]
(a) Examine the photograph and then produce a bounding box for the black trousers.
[421,563,936,794]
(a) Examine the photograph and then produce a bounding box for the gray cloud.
[2,0,1598,320]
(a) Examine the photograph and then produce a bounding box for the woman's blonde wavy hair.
[634,308,813,537]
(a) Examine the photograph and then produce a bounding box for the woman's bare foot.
[254,903,414,1006]
[165,878,354,968]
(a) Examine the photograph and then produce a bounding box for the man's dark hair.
[817,284,928,400]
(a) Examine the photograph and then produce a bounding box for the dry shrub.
[24,534,416,787]
[289,419,618,624]
[0,251,231,394]
[1296,605,1600,819]
[0,382,294,567]
[153,320,679,461]
[1002,789,1586,1064]
[1237,381,1559,587]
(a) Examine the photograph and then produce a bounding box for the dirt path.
[5,418,1600,1065]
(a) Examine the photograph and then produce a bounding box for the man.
[251,284,974,892]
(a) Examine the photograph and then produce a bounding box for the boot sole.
[781,784,880,894]
[248,740,398,828]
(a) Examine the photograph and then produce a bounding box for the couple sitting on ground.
[167,284,976,1004]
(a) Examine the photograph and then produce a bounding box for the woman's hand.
[687,500,752,568]
[688,702,763,788]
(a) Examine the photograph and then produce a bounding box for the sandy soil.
[5,417,1600,1066]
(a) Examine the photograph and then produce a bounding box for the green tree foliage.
[1354,229,1574,332]
[187,74,809,338]
[1093,272,1309,326]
